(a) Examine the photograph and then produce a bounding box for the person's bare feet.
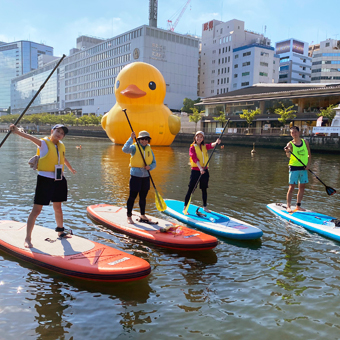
[24,238,33,248]
[287,206,293,213]
[127,217,134,224]
[295,206,306,211]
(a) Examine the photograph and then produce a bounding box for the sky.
[0,0,339,57]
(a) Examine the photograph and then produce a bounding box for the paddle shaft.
[122,109,158,190]
[191,118,230,194]
[0,54,66,149]
[289,150,328,187]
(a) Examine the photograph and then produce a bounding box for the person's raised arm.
[9,124,42,147]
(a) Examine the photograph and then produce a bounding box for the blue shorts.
[289,170,308,185]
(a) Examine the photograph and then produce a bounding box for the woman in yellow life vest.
[284,125,311,213]
[122,130,156,224]
[183,131,221,214]
[9,124,76,248]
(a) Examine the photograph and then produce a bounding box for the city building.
[199,19,279,97]
[310,39,340,83]
[11,26,199,116]
[275,38,312,83]
[0,40,53,111]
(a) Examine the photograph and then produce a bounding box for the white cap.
[195,131,204,137]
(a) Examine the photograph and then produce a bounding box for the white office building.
[199,19,278,97]
[11,26,199,115]
[275,38,312,83]
[310,39,340,83]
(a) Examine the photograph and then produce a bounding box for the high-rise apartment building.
[0,41,53,110]
[310,39,340,83]
[275,38,312,83]
[199,19,278,97]
[11,26,199,115]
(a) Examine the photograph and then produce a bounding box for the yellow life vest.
[130,143,153,168]
[289,139,308,167]
[37,137,65,172]
[189,143,209,168]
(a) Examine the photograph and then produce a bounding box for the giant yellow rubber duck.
[101,62,181,146]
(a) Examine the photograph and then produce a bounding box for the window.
[280,65,289,71]
[235,54,239,59]
[218,69,220,75]
[241,82,249,86]
[261,52,269,57]
[260,62,268,67]
[242,61,250,67]
[234,74,238,78]
[243,51,251,57]
[259,72,268,76]
[279,74,288,79]
[242,72,250,76]
[234,64,238,68]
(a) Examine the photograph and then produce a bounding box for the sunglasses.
[139,137,150,141]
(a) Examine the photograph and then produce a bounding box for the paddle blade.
[155,191,167,211]
[326,186,336,196]
[183,197,191,214]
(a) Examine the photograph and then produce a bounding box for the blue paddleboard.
[267,203,340,242]
[163,199,263,240]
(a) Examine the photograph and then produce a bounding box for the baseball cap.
[52,124,69,135]
[195,131,204,137]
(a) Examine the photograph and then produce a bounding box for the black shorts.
[188,169,209,189]
[34,175,68,205]
[129,175,150,193]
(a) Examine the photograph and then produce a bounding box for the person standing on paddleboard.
[122,131,156,224]
[183,131,221,214]
[284,125,311,213]
[9,124,76,248]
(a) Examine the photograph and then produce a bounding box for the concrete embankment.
[7,125,340,153]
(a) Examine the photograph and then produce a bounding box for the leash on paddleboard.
[122,108,167,212]
[184,118,230,214]
[288,150,336,196]
[0,54,66,149]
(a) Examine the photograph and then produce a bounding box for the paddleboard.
[87,204,218,250]
[163,199,263,240]
[267,203,340,242]
[0,220,151,282]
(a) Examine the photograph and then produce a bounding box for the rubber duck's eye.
[116,80,120,89]
[149,81,156,90]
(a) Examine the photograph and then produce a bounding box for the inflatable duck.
[101,62,181,146]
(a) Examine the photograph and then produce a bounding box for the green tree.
[274,103,297,125]
[182,98,203,113]
[189,108,203,131]
[318,104,337,125]
[239,108,261,128]
[213,111,227,126]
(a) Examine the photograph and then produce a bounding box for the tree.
[213,112,227,126]
[189,108,203,131]
[181,98,204,113]
[318,104,337,125]
[274,103,297,125]
[239,108,261,128]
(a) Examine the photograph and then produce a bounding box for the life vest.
[189,143,209,168]
[289,139,308,167]
[130,143,153,168]
[37,137,65,172]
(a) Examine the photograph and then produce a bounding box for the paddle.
[0,54,66,149]
[289,150,336,196]
[122,108,167,212]
[184,118,230,214]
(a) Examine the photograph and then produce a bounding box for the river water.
[1,133,340,340]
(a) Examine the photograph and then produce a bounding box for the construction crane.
[167,0,191,32]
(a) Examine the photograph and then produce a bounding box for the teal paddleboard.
[163,199,263,240]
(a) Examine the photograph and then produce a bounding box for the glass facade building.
[0,41,53,110]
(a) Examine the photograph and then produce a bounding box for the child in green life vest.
[122,130,156,224]
[9,124,76,248]
[284,125,311,213]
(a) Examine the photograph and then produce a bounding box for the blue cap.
[52,124,69,135]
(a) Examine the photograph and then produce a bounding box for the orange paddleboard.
[87,204,218,251]
[0,220,151,282]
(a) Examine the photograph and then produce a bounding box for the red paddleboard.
[87,204,218,251]
[0,220,151,282]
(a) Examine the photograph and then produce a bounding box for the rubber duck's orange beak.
[120,84,146,98]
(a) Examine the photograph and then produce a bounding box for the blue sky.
[0,0,339,57]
